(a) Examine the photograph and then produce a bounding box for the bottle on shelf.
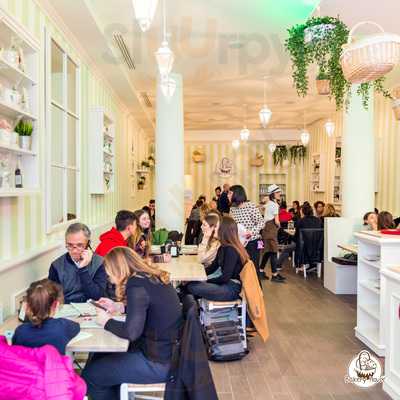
[15,156,23,188]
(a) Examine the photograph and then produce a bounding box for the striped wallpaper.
[184,142,308,205]
[0,0,150,263]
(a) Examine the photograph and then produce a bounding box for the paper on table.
[54,304,80,319]
[70,302,96,316]
[79,319,102,329]
[68,331,93,345]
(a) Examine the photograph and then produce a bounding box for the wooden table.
[337,243,358,254]
[157,255,207,282]
[0,315,129,354]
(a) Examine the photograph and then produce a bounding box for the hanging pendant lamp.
[160,75,176,100]
[268,143,277,153]
[232,139,240,149]
[132,0,158,32]
[300,111,310,146]
[325,119,335,137]
[259,76,272,128]
[155,0,174,78]
[240,104,250,142]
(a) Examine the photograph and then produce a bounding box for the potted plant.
[272,145,288,166]
[285,16,392,110]
[316,69,330,95]
[289,145,307,164]
[15,119,33,150]
[141,160,150,170]
[137,176,146,190]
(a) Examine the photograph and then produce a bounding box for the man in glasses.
[48,223,107,303]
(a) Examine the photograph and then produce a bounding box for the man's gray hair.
[65,223,91,240]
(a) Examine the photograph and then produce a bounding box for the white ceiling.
[49,0,400,134]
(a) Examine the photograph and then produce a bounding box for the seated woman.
[82,247,182,400]
[363,211,378,231]
[186,216,247,302]
[130,209,170,263]
[378,211,395,230]
[198,212,221,278]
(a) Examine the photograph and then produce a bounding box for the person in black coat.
[217,183,230,214]
[82,247,182,400]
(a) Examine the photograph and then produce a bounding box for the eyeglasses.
[66,243,87,251]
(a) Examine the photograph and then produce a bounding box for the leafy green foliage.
[15,119,33,136]
[272,145,288,166]
[289,145,307,164]
[285,16,392,110]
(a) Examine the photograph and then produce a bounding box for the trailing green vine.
[272,145,288,166]
[285,16,392,110]
[289,145,307,164]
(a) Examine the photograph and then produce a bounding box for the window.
[45,35,80,231]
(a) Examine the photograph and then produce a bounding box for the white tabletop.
[0,315,129,354]
[157,255,207,282]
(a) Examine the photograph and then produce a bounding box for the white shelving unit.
[310,153,326,193]
[333,142,341,204]
[382,266,400,400]
[354,231,400,357]
[0,9,39,196]
[259,173,287,203]
[88,107,115,194]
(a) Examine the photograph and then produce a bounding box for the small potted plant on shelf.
[141,160,150,170]
[15,119,33,150]
[137,176,146,190]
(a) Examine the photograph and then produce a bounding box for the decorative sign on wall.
[215,157,235,178]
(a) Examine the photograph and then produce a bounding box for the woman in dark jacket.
[186,216,248,302]
[82,247,182,400]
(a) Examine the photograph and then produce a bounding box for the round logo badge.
[345,350,384,388]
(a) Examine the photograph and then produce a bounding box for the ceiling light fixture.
[268,143,277,153]
[232,139,240,149]
[259,76,272,128]
[300,111,310,146]
[160,75,176,100]
[155,0,174,78]
[325,118,335,137]
[240,104,250,142]
[132,0,158,32]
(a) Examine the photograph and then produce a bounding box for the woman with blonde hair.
[198,212,221,267]
[82,247,182,400]
[323,203,340,218]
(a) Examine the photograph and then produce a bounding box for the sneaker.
[277,273,286,280]
[271,274,286,283]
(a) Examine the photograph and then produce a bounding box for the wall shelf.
[0,143,36,156]
[0,188,39,197]
[310,153,326,193]
[0,56,36,86]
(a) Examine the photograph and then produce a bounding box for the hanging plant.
[272,145,288,166]
[285,16,392,110]
[289,145,307,164]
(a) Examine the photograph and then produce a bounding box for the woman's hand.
[98,297,119,314]
[202,223,214,238]
[95,308,111,327]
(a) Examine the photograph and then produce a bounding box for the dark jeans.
[277,242,296,268]
[245,239,260,268]
[82,351,170,400]
[186,280,242,302]
[260,252,278,274]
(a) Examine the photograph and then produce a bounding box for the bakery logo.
[345,350,384,388]
[215,157,235,178]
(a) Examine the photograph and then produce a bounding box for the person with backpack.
[185,216,247,302]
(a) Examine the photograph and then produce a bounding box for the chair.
[295,227,324,279]
[120,383,165,400]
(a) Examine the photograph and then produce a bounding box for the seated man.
[95,210,138,257]
[49,223,107,303]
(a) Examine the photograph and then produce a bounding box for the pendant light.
[300,111,310,146]
[160,75,176,100]
[232,139,240,149]
[155,0,174,78]
[240,104,250,142]
[259,76,272,128]
[132,0,158,32]
[325,118,335,137]
[268,143,276,153]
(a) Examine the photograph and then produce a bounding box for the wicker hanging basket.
[340,21,400,84]
[316,79,330,95]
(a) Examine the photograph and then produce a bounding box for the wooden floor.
[211,267,391,400]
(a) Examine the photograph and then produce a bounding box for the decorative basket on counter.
[340,21,400,84]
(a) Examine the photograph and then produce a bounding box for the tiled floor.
[210,267,391,400]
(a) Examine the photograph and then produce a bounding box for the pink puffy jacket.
[0,336,86,400]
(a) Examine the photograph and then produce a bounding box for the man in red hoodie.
[95,210,138,257]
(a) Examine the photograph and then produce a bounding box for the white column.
[155,73,185,231]
[341,86,375,218]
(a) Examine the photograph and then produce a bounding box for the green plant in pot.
[272,145,288,166]
[285,16,392,110]
[15,119,33,150]
[289,145,307,165]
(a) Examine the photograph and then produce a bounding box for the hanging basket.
[304,23,335,44]
[392,99,400,120]
[316,79,330,95]
[340,21,400,84]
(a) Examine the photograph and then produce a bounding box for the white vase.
[0,129,11,146]
[19,136,31,150]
